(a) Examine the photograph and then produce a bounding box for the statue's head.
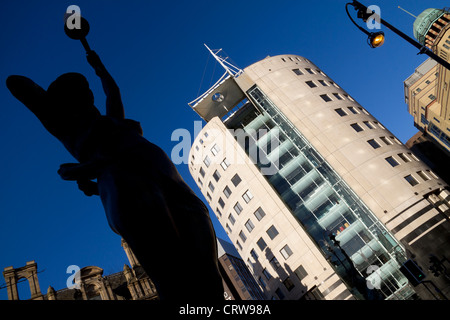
[47,72,100,121]
[6,72,102,161]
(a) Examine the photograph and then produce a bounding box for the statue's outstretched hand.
[58,163,81,181]
[77,179,99,196]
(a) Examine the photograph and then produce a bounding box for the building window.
[305,68,315,74]
[208,181,215,192]
[199,167,206,177]
[206,192,212,201]
[236,240,242,251]
[258,276,267,289]
[335,108,347,117]
[333,93,343,100]
[245,219,255,233]
[292,68,303,76]
[318,80,328,86]
[226,223,232,233]
[203,155,211,167]
[257,237,267,251]
[269,256,281,270]
[280,245,293,260]
[363,121,375,129]
[408,152,419,161]
[429,94,436,100]
[211,144,220,156]
[417,171,430,181]
[398,153,411,163]
[275,288,285,300]
[216,207,222,217]
[426,170,438,179]
[385,156,399,167]
[231,174,242,186]
[228,213,236,225]
[234,202,243,215]
[404,174,419,186]
[218,197,225,208]
[212,170,221,182]
[250,249,259,261]
[344,94,355,101]
[294,265,308,280]
[263,268,272,280]
[305,80,317,88]
[197,177,203,186]
[223,185,232,198]
[283,277,295,291]
[380,136,392,145]
[239,230,247,242]
[367,139,381,149]
[254,207,266,221]
[266,225,279,240]
[242,189,254,203]
[350,123,363,132]
[220,158,230,170]
[347,106,359,114]
[392,136,402,145]
[320,94,332,102]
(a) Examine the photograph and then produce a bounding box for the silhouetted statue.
[6,51,224,301]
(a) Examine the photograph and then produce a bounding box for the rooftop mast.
[204,44,243,78]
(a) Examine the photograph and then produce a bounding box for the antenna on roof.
[204,44,243,78]
[398,6,417,18]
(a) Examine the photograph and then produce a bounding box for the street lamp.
[345,2,385,48]
[345,0,450,71]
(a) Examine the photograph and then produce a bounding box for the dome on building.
[413,8,445,45]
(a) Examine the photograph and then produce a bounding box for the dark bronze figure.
[6,49,224,301]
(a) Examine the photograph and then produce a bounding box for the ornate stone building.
[3,238,260,301]
[2,239,158,301]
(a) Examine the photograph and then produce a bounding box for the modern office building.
[405,8,450,154]
[187,47,450,300]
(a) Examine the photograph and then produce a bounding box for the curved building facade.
[188,53,450,300]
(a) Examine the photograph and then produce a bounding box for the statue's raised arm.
[86,50,125,120]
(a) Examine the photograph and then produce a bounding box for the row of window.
[404,170,438,187]
[350,120,386,133]
[292,67,328,79]
[384,152,419,167]
[366,136,404,149]
[282,56,307,63]
[373,144,440,187]
[319,92,354,103]
[428,122,450,149]
[335,106,370,117]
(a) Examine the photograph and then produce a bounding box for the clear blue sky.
[0,0,447,299]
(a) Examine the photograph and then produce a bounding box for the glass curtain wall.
[226,85,415,300]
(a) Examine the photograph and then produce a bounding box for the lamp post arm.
[351,0,450,71]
